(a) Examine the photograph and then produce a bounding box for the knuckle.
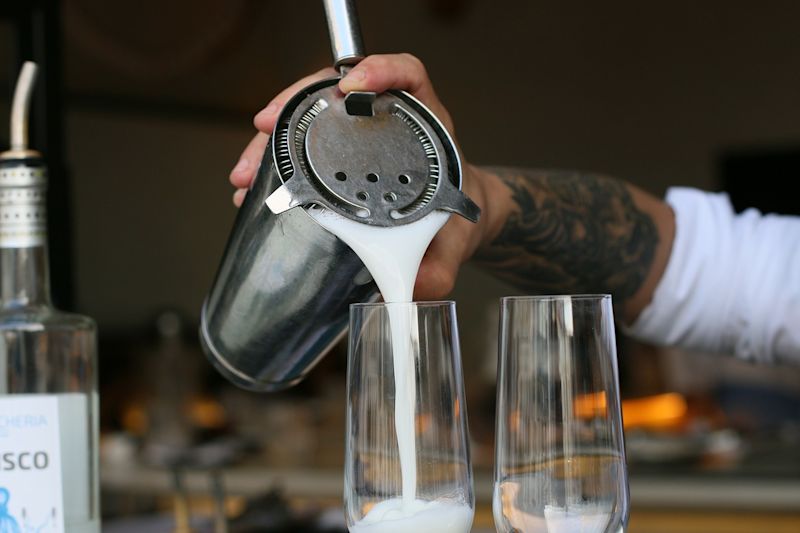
[401,53,427,76]
[429,263,456,298]
[364,54,389,70]
[401,53,422,68]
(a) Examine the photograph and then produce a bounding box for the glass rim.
[500,294,611,303]
[350,299,456,310]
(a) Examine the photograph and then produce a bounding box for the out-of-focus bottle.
[0,62,100,532]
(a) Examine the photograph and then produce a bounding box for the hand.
[229,66,338,205]
[229,54,499,299]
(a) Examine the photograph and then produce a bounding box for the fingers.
[413,166,490,299]
[233,54,455,212]
[339,54,453,131]
[230,132,269,190]
[233,188,247,207]
[339,54,431,98]
[254,54,447,133]
[413,217,473,300]
[253,67,338,133]
[230,67,336,198]
[414,249,459,300]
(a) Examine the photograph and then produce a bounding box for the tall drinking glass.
[345,301,474,533]
[494,295,629,533]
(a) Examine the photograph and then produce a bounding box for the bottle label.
[0,396,65,532]
[0,165,47,248]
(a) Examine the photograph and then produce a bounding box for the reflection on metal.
[322,0,365,69]
[200,150,378,391]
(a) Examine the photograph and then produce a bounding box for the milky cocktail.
[310,208,474,532]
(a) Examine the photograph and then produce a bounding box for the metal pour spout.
[1,61,41,160]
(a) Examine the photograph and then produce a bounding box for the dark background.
[4,0,800,433]
[3,1,800,527]
[3,0,800,333]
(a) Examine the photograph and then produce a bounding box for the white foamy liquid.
[309,208,471,531]
[494,464,626,533]
[543,505,614,533]
[349,499,473,533]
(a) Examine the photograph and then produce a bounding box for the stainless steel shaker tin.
[200,74,476,391]
[200,98,379,391]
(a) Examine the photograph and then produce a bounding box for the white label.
[0,166,48,249]
[0,396,65,532]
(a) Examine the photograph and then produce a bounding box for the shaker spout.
[265,177,317,215]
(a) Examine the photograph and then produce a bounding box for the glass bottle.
[0,61,100,532]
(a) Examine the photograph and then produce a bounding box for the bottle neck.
[0,160,50,308]
[0,244,52,307]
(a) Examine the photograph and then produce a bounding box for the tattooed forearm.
[475,167,659,303]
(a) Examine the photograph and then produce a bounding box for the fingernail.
[264,102,278,114]
[345,68,366,81]
[232,158,249,174]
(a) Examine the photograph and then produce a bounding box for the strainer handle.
[323,0,365,70]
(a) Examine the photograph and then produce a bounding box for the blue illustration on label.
[20,506,57,532]
[0,488,21,533]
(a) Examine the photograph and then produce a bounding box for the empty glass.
[344,301,474,533]
[494,295,629,533]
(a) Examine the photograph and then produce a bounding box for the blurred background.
[2,0,799,531]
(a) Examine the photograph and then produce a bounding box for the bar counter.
[101,462,800,532]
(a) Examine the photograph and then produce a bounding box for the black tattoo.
[476,167,658,303]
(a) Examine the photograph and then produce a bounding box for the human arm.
[469,166,675,325]
[625,188,800,365]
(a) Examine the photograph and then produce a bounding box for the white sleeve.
[626,187,800,365]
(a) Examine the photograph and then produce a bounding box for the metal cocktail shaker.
[200,0,480,391]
